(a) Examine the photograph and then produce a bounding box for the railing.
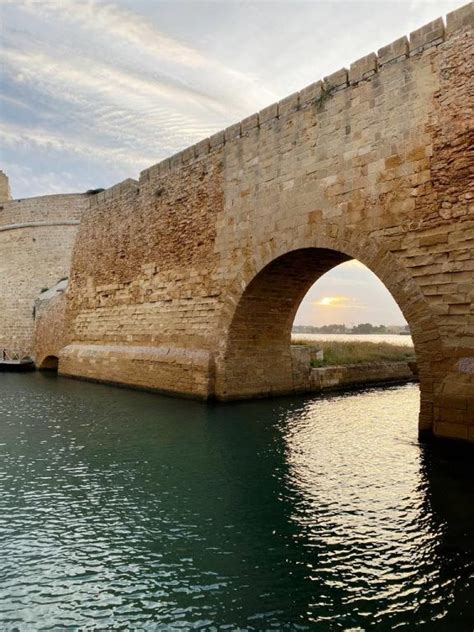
[0,349,32,363]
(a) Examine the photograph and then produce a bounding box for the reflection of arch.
[38,355,59,371]
[214,228,444,434]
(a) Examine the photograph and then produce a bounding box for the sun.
[318,297,339,306]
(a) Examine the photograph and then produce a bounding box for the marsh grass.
[292,338,416,367]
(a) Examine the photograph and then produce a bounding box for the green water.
[0,373,473,630]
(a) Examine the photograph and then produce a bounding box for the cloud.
[16,0,276,112]
[2,163,86,197]
[0,1,277,184]
[0,121,155,169]
[20,0,212,68]
[2,46,225,154]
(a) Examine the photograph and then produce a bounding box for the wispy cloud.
[0,0,278,195]
[20,0,214,68]
[0,121,155,169]
[16,0,276,112]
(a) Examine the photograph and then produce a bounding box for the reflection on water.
[0,373,472,630]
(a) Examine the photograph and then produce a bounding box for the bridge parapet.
[138,3,472,186]
[90,178,139,207]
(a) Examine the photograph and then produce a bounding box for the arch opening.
[39,355,59,372]
[215,247,422,403]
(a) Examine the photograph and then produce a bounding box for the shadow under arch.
[38,355,59,371]
[214,231,444,436]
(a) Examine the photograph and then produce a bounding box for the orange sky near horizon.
[294,260,407,328]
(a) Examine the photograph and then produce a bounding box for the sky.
[0,0,464,326]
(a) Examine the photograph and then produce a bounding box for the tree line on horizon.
[292,323,411,335]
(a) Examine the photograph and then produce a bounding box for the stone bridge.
[33,4,473,442]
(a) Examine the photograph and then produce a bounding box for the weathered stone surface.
[378,36,409,65]
[0,170,11,202]
[35,281,68,370]
[410,17,445,53]
[309,362,417,392]
[0,4,471,443]
[0,192,89,354]
[241,113,259,132]
[323,68,348,90]
[259,102,278,124]
[279,92,299,116]
[299,80,324,105]
[349,53,377,83]
[446,2,474,33]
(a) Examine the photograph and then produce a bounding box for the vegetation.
[292,339,416,367]
[292,323,411,335]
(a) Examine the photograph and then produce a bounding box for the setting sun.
[315,296,347,307]
[319,297,337,306]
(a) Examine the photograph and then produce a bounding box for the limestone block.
[409,18,445,53]
[182,145,196,163]
[324,68,348,90]
[259,103,278,124]
[349,53,378,83]
[377,36,409,65]
[210,130,225,148]
[279,92,299,116]
[446,2,474,33]
[224,122,241,141]
[241,113,259,132]
[170,150,184,168]
[299,80,324,106]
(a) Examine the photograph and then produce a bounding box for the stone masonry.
[31,4,474,443]
[0,177,89,354]
[0,171,11,203]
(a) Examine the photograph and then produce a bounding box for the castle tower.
[0,170,12,202]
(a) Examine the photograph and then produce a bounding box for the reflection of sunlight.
[280,385,448,623]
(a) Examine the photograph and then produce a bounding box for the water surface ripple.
[0,373,473,630]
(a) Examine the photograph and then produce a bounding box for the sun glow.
[315,296,348,307]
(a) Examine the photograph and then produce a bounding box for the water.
[292,333,414,347]
[0,373,473,630]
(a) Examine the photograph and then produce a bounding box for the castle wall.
[37,5,473,441]
[0,171,12,203]
[35,286,68,370]
[0,193,89,355]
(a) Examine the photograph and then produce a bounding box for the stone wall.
[291,345,416,392]
[0,192,89,355]
[0,171,11,203]
[46,5,473,441]
[34,280,68,369]
[309,362,417,392]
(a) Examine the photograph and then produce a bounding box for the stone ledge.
[294,360,418,393]
[59,343,214,399]
[94,178,139,204]
[0,220,80,233]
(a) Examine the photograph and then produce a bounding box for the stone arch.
[38,355,59,371]
[214,227,444,434]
